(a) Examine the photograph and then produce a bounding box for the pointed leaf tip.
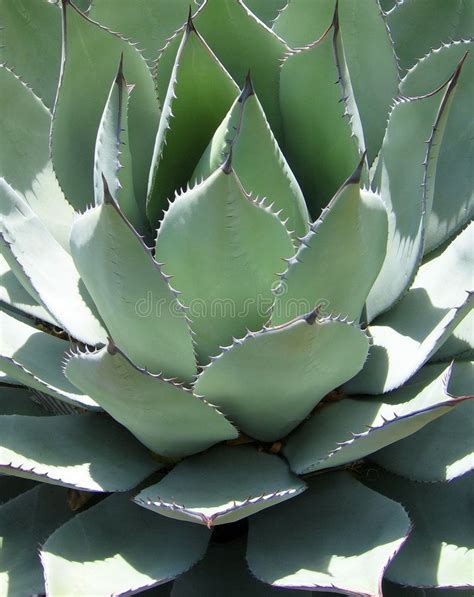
[101,175,115,205]
[239,71,255,103]
[186,6,196,34]
[116,52,125,83]
[221,147,233,174]
[345,152,366,186]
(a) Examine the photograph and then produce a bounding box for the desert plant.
[0,0,472,595]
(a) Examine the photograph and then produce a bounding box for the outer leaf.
[432,310,473,362]
[0,310,99,410]
[146,19,239,226]
[273,0,335,47]
[0,0,62,109]
[283,362,467,474]
[41,492,211,597]
[155,166,294,363]
[387,0,473,71]
[65,345,238,457]
[94,57,146,232]
[0,179,106,345]
[348,222,474,394]
[89,0,194,62]
[401,41,474,253]
[171,539,304,597]
[243,0,287,26]
[271,161,388,325]
[195,311,369,441]
[135,445,306,526]
[70,188,196,382]
[191,76,310,237]
[0,412,161,491]
[365,469,474,589]
[366,59,464,320]
[0,484,74,597]
[52,0,160,211]
[0,254,58,325]
[372,361,474,481]
[279,10,363,216]
[0,66,75,251]
[247,471,411,596]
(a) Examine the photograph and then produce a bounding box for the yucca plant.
[0,0,472,595]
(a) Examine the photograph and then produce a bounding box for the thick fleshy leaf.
[70,190,196,382]
[272,0,335,47]
[0,484,74,597]
[365,469,474,588]
[195,312,369,441]
[191,77,309,237]
[42,492,211,597]
[0,254,57,325]
[0,385,45,416]
[0,0,62,109]
[432,310,473,362]
[387,0,473,71]
[135,445,306,527]
[0,310,99,410]
[52,0,160,211]
[172,539,304,597]
[279,10,363,216]
[401,41,474,253]
[247,471,411,596]
[366,59,464,320]
[155,166,294,363]
[65,345,238,457]
[89,0,194,62]
[348,222,474,394]
[284,362,468,474]
[146,19,239,226]
[271,161,387,325]
[0,66,75,252]
[372,361,474,481]
[0,412,161,491]
[0,179,106,345]
[243,0,287,26]
[94,57,146,232]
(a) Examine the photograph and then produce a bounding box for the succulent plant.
[0,0,473,595]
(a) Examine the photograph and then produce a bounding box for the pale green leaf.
[191,76,310,237]
[247,471,411,596]
[271,162,387,325]
[65,345,238,457]
[135,445,306,526]
[42,492,211,597]
[195,312,369,441]
[70,190,196,382]
[52,1,160,211]
[155,166,294,363]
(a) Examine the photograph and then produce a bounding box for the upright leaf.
[156,166,294,363]
[52,0,160,211]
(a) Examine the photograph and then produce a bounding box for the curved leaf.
[0,0,62,109]
[0,310,99,410]
[0,484,74,597]
[0,412,161,491]
[155,166,294,363]
[271,161,388,325]
[247,471,411,596]
[366,469,474,589]
[432,310,473,362]
[0,179,107,345]
[65,345,238,457]
[195,311,369,441]
[348,222,474,394]
[0,66,75,252]
[146,19,239,226]
[135,445,306,527]
[42,492,211,597]
[366,59,464,320]
[372,361,474,481]
[70,189,196,382]
[279,10,363,216]
[0,386,46,417]
[401,41,474,253]
[284,362,467,474]
[52,0,160,211]
[272,0,335,46]
[191,76,310,237]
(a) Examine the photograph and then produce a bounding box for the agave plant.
[0,0,472,595]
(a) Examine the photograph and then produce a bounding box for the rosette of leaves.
[0,0,472,596]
